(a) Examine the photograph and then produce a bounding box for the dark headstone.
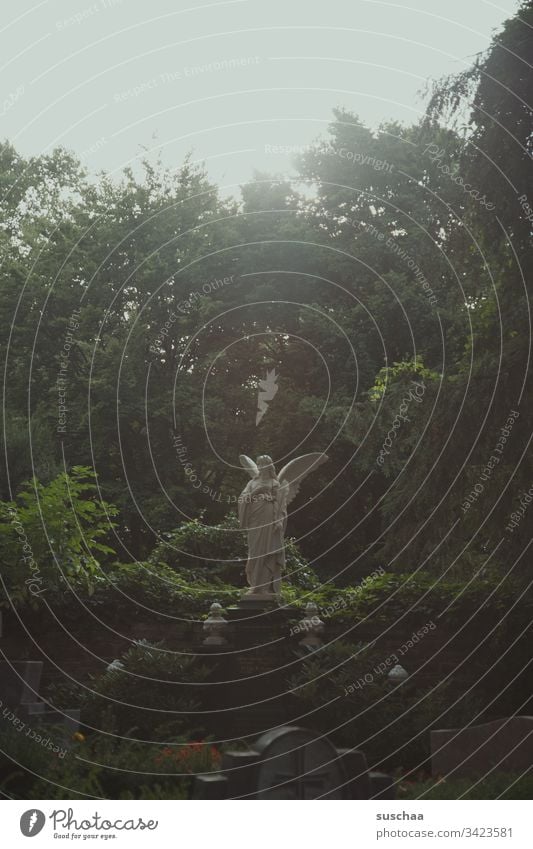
[192,725,394,800]
[221,751,261,798]
[0,660,43,707]
[336,747,371,798]
[253,727,346,799]
[0,661,80,737]
[431,716,533,778]
[193,773,229,799]
[369,771,396,798]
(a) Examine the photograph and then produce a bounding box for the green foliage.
[368,359,439,402]
[150,513,320,589]
[92,558,239,618]
[0,7,532,783]
[0,724,215,799]
[318,569,528,628]
[0,467,117,608]
[82,640,212,738]
[284,568,533,638]
[1,4,532,576]
[288,639,483,771]
[0,720,65,783]
[0,721,104,800]
[285,567,533,770]
[399,772,533,800]
[149,514,246,581]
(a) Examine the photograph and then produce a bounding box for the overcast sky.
[1,0,520,194]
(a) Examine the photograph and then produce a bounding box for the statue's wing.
[239,454,259,479]
[277,453,328,506]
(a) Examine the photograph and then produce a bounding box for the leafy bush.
[288,640,483,771]
[296,570,533,719]
[3,729,216,799]
[150,513,320,589]
[0,721,66,785]
[0,467,117,608]
[150,514,245,577]
[81,640,213,738]
[297,569,533,652]
[0,722,106,799]
[89,558,240,619]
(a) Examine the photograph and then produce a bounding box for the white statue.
[238,453,328,600]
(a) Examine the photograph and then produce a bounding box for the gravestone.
[193,725,394,799]
[0,660,44,717]
[431,716,533,778]
[0,659,80,735]
[253,726,347,799]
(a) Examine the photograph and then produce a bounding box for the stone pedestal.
[193,600,303,740]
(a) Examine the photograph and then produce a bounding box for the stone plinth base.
[192,599,305,741]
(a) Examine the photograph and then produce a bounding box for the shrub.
[81,640,213,738]
[0,467,117,608]
[89,558,239,619]
[149,513,320,589]
[288,640,483,772]
[299,570,533,719]
[11,731,205,799]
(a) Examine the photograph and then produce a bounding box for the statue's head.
[256,455,276,478]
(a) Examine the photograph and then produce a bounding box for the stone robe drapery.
[238,477,287,595]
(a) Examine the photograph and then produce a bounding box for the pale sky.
[1,0,520,194]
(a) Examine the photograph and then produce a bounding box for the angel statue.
[238,453,328,600]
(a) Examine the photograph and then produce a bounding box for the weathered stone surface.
[0,660,43,706]
[192,725,394,800]
[431,716,533,778]
[253,727,345,799]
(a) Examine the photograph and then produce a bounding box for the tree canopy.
[1,1,532,588]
